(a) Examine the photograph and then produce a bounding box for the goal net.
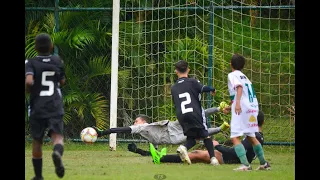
[116,0,295,147]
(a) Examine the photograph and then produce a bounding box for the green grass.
[25,142,295,180]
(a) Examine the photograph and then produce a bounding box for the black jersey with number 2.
[25,55,65,119]
[171,77,207,133]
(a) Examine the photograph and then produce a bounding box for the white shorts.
[230,132,256,138]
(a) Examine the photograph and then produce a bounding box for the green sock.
[253,144,266,165]
[234,144,250,166]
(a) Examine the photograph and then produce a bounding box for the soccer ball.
[80,127,98,143]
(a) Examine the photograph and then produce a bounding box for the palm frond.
[26,19,42,36]
[81,56,112,87]
[25,36,38,58]
[87,56,111,78]
[25,21,42,58]
[68,27,95,50]
[51,30,70,47]
[42,13,55,33]
[63,111,73,125]
[50,28,95,51]
[58,7,84,30]
[63,63,82,91]
[25,11,48,34]
[63,91,109,129]
[88,20,112,47]
[63,91,82,106]
[88,93,109,129]
[76,103,86,120]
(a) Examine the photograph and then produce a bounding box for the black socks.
[53,144,64,156]
[32,158,43,178]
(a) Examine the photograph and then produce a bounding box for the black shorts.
[221,154,241,164]
[221,152,254,164]
[29,115,64,140]
[185,128,209,138]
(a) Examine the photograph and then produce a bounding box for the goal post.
[109,0,121,151]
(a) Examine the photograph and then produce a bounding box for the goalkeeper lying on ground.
[148,111,265,165]
[92,105,229,153]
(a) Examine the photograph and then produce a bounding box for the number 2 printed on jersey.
[179,92,193,114]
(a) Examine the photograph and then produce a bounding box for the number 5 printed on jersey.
[40,71,55,96]
[179,92,193,114]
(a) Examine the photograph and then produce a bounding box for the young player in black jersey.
[25,33,66,180]
[170,60,219,165]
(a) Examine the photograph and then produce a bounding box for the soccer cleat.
[256,162,271,170]
[176,145,191,165]
[150,143,161,164]
[52,151,65,178]
[210,157,220,166]
[159,147,167,158]
[91,126,103,137]
[31,177,44,180]
[219,121,230,131]
[233,164,252,171]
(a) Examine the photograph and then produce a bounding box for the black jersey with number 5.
[171,77,207,133]
[25,55,65,119]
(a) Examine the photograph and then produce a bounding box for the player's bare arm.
[25,59,34,93]
[60,79,66,86]
[201,85,216,94]
[25,74,33,93]
[210,89,216,96]
[58,59,66,86]
[235,86,243,115]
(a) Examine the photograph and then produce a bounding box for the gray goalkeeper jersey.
[129,107,220,145]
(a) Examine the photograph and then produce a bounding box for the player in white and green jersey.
[224,54,270,171]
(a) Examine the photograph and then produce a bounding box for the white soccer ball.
[80,127,98,143]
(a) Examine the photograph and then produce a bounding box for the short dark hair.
[136,114,150,123]
[231,54,245,70]
[175,60,188,73]
[257,111,265,127]
[35,33,52,54]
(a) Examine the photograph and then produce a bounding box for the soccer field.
[25,142,294,180]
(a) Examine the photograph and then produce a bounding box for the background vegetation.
[25,0,295,143]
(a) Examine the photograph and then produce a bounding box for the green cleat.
[220,121,230,131]
[159,147,167,158]
[150,143,161,164]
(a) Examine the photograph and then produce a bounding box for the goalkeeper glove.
[219,101,229,111]
[219,121,230,131]
[128,143,138,153]
[91,126,103,137]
